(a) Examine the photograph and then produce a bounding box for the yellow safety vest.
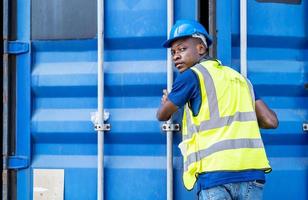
[179,60,271,190]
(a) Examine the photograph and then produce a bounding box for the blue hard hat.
[162,19,212,48]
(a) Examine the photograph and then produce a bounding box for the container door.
[217,0,308,199]
[10,0,202,199]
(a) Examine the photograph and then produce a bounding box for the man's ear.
[197,43,206,55]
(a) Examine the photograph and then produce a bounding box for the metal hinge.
[162,123,180,132]
[4,41,29,55]
[7,156,29,170]
[303,123,308,132]
[95,123,111,131]
[91,111,111,132]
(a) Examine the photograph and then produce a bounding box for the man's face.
[170,37,205,73]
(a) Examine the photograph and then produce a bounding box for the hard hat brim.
[162,36,189,48]
[162,35,213,48]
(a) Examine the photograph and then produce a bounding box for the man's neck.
[198,54,212,63]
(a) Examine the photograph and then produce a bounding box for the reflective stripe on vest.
[183,64,257,141]
[183,138,264,171]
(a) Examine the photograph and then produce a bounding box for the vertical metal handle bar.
[2,0,9,200]
[167,0,174,199]
[2,57,9,200]
[3,0,9,199]
[97,0,104,199]
[240,0,247,77]
[208,0,217,58]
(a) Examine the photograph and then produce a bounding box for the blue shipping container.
[3,0,308,199]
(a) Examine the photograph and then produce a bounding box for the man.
[157,19,278,200]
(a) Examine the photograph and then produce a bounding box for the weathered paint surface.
[11,0,307,199]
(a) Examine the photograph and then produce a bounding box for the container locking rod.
[162,123,180,132]
[97,0,105,198]
[166,0,174,199]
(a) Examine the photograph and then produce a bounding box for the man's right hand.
[157,89,178,121]
[161,89,168,105]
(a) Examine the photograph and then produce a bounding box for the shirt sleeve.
[255,90,260,101]
[168,69,199,108]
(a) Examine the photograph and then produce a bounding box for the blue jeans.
[198,181,264,200]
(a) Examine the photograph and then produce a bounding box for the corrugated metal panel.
[217,0,308,199]
[30,40,168,200]
[11,0,308,199]
[14,0,197,199]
